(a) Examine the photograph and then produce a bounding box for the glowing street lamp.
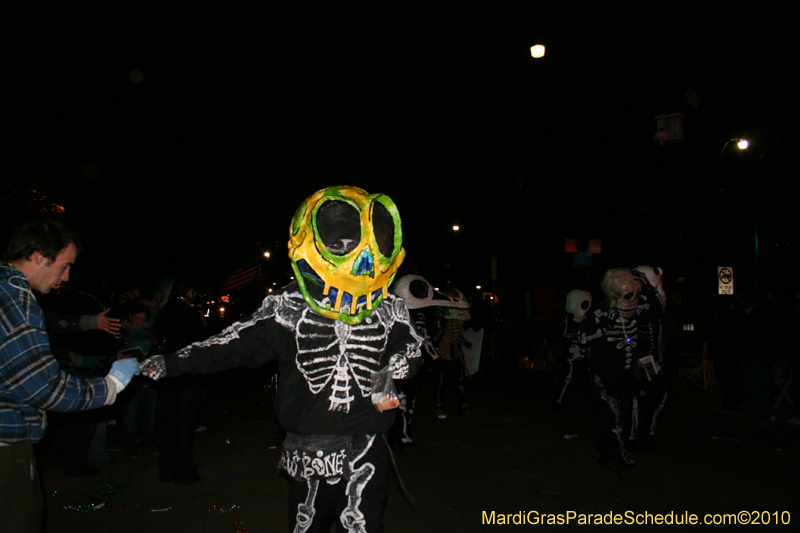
[530,44,545,58]
[719,138,749,163]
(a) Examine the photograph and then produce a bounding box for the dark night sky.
[4,4,799,304]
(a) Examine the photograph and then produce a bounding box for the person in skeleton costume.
[581,267,663,473]
[627,266,668,450]
[139,186,423,532]
[433,289,473,419]
[553,289,592,410]
[389,274,465,449]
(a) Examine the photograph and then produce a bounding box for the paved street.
[38,368,800,532]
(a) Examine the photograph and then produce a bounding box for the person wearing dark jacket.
[153,278,206,484]
[734,290,783,426]
[49,262,121,477]
[141,186,423,531]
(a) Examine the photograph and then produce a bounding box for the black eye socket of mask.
[317,200,361,256]
[408,279,430,299]
[580,300,590,310]
[373,201,395,257]
[623,292,635,300]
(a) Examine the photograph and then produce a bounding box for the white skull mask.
[635,265,666,308]
[442,288,471,321]
[601,268,642,319]
[391,274,469,310]
[565,289,592,322]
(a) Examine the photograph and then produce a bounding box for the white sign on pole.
[718,266,734,295]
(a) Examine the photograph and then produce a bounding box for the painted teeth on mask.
[324,286,380,315]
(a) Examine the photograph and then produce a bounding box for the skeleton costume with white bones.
[141,186,423,532]
[580,267,663,473]
[627,266,668,449]
[554,289,592,407]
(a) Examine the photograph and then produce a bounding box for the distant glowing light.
[476,285,482,290]
[737,139,749,150]
[264,251,271,258]
[452,225,460,231]
[530,45,545,58]
[39,204,66,214]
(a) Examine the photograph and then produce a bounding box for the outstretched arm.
[141,299,283,380]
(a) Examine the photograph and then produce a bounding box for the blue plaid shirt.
[1,265,112,444]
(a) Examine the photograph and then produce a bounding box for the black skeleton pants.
[554,355,590,405]
[590,374,634,469]
[434,358,470,415]
[389,375,419,447]
[288,435,389,533]
[628,373,667,441]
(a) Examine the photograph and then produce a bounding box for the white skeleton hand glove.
[140,354,167,380]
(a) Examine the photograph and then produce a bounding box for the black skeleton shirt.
[159,282,424,437]
[581,284,664,398]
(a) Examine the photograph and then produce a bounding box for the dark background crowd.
[3,3,800,530]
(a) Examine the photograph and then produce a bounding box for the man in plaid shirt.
[1,219,140,533]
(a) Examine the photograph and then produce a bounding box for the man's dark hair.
[5,219,81,263]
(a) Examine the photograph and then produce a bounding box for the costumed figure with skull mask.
[580,267,663,473]
[389,274,465,450]
[140,186,423,532]
[433,289,474,419]
[626,266,668,450]
[553,289,592,410]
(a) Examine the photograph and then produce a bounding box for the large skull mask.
[288,185,405,324]
[601,268,642,319]
[566,289,592,322]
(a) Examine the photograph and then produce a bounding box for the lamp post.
[718,138,757,294]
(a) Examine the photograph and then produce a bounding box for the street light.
[719,138,749,164]
[530,45,545,58]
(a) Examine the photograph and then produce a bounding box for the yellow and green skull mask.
[288,186,406,324]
